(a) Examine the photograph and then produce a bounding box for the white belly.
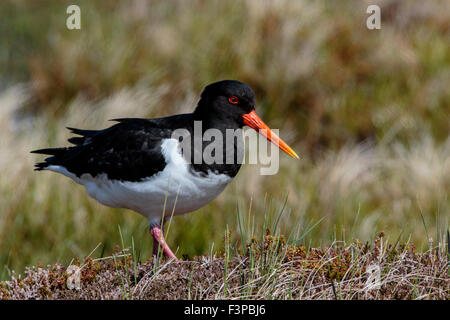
[47,139,232,223]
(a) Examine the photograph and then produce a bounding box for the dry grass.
[1,233,448,300]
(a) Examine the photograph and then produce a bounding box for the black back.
[32,80,257,181]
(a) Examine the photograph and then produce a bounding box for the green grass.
[0,0,449,282]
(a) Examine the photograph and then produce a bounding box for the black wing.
[32,118,177,182]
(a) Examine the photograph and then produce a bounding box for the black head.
[193,79,299,160]
[194,80,256,128]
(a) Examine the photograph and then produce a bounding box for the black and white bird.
[32,80,298,260]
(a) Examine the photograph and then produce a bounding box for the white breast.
[46,139,232,224]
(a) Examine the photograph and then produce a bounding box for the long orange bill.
[242,110,299,159]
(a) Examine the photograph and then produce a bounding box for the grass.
[0,230,448,300]
[0,0,449,298]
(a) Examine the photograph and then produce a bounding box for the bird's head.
[195,80,299,159]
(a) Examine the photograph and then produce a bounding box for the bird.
[32,80,299,260]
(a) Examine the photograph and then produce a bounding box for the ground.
[1,233,448,300]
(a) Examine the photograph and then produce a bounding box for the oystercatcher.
[32,80,298,260]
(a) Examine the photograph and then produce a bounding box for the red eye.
[228,96,239,104]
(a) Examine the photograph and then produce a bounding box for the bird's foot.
[150,225,178,261]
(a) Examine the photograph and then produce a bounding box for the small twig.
[330,280,338,300]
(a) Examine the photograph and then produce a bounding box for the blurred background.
[0,0,449,279]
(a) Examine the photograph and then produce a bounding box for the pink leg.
[150,225,177,260]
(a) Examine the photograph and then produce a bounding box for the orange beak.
[242,110,299,159]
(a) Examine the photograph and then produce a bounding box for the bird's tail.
[30,147,68,171]
[31,126,99,171]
